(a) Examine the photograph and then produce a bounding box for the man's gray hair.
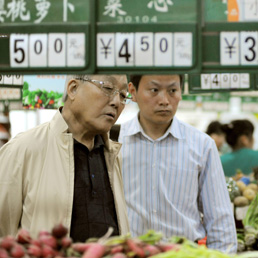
[62,74,92,102]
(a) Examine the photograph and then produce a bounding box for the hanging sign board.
[0,0,95,74]
[188,73,255,94]
[202,0,258,73]
[0,74,24,87]
[96,0,201,74]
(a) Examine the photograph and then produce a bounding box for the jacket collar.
[50,108,122,154]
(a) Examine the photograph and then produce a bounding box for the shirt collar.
[124,113,184,140]
[73,135,104,150]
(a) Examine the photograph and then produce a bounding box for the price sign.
[0,0,95,74]
[96,0,200,74]
[0,75,24,87]
[189,73,254,93]
[203,0,258,73]
[220,31,258,66]
[0,88,22,101]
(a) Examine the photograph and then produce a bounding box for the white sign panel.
[48,33,66,67]
[240,31,258,65]
[116,33,134,66]
[3,75,13,85]
[231,73,240,88]
[0,88,21,100]
[10,34,29,67]
[220,32,239,65]
[29,34,48,67]
[13,75,24,85]
[174,32,192,66]
[67,33,85,67]
[201,74,211,89]
[243,0,258,21]
[154,32,173,66]
[221,73,231,89]
[135,32,153,66]
[97,33,115,67]
[240,73,250,88]
[211,73,221,89]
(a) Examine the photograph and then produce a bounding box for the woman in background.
[206,121,226,153]
[220,119,258,177]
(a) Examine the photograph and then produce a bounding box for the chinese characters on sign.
[103,0,126,18]
[0,0,75,23]
[147,0,173,12]
[103,0,173,18]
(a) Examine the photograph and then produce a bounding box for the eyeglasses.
[75,78,132,104]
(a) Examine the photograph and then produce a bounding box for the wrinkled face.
[130,75,182,127]
[69,74,128,134]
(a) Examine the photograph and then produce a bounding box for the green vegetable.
[137,230,162,245]
[244,233,256,247]
[226,177,241,202]
[237,239,245,252]
[243,193,258,230]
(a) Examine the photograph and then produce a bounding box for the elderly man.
[0,74,130,241]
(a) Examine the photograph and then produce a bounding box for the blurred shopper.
[0,74,130,240]
[206,121,226,153]
[221,119,258,177]
[118,74,237,253]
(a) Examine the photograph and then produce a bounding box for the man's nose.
[110,91,121,106]
[158,91,169,104]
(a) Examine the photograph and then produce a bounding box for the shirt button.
[92,174,95,178]
[152,187,156,191]
[153,209,157,213]
[92,191,97,197]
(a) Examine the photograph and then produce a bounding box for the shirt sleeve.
[198,139,237,253]
[0,141,23,237]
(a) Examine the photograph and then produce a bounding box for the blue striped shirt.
[118,115,237,253]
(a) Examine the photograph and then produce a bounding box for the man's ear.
[128,82,137,102]
[67,79,79,101]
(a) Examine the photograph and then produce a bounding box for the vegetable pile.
[1,224,258,258]
[0,224,182,258]
[226,176,258,207]
[237,193,258,252]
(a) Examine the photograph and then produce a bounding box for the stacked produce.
[0,224,183,258]
[237,193,258,252]
[226,176,258,207]
[2,224,258,258]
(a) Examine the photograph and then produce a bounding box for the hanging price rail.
[188,73,256,94]
[0,74,24,87]
[202,0,258,73]
[0,0,95,74]
[0,74,23,101]
[96,0,201,74]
